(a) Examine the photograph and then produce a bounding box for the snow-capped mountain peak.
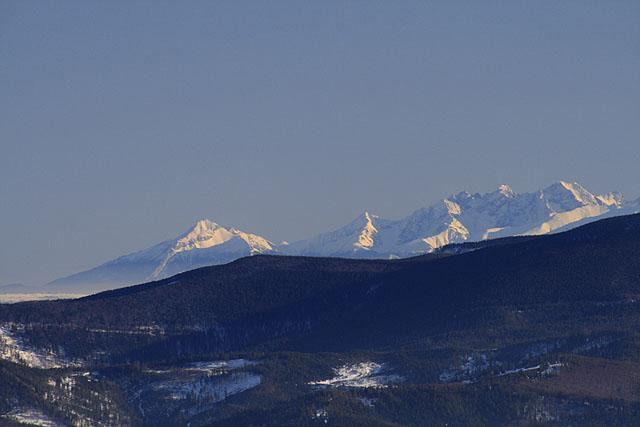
[49,181,635,293]
[497,184,516,198]
[286,180,629,259]
[173,219,273,255]
[541,181,599,209]
[173,219,235,253]
[49,219,276,290]
[282,211,389,257]
[148,219,275,280]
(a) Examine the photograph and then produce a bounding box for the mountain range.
[49,181,639,292]
[2,212,640,424]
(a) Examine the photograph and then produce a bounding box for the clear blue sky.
[1,1,639,285]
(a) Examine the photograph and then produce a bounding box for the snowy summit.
[49,181,637,292]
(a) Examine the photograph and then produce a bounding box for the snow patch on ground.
[1,408,61,426]
[309,362,402,389]
[136,359,262,415]
[439,353,491,383]
[0,325,81,369]
[357,396,377,407]
[86,325,165,336]
[440,351,564,383]
[153,372,261,402]
[311,407,329,423]
[144,359,256,376]
[541,362,564,376]
[185,358,256,374]
[499,362,564,377]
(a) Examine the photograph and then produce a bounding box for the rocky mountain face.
[48,181,637,291]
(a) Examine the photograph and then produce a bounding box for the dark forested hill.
[1,214,640,425]
[2,213,639,350]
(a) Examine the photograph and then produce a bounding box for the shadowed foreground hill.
[1,214,639,425]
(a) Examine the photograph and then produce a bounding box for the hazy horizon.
[2,1,639,285]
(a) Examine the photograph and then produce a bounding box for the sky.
[1,1,639,285]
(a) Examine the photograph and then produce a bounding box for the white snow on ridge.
[354,212,379,250]
[439,352,565,383]
[148,220,274,280]
[0,325,80,369]
[287,180,628,258]
[186,358,256,374]
[309,362,402,388]
[49,219,277,289]
[139,359,262,409]
[154,372,261,402]
[498,362,564,377]
[144,358,258,376]
[421,217,470,251]
[1,408,61,426]
[520,204,609,236]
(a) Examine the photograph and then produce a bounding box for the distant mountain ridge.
[285,181,630,258]
[49,220,275,291]
[49,181,639,291]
